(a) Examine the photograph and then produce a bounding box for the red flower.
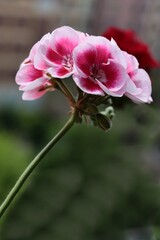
[102,27,159,71]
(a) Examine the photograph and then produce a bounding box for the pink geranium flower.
[15,25,153,104]
[72,36,129,97]
[34,26,87,78]
[15,33,53,100]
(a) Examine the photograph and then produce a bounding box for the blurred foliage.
[0,107,55,150]
[154,226,160,240]
[0,131,32,203]
[0,103,160,239]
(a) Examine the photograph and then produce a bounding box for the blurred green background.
[1,1,160,240]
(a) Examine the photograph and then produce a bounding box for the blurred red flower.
[102,27,159,71]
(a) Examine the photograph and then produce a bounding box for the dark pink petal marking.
[73,74,104,95]
[54,38,78,56]
[16,63,43,84]
[101,61,126,90]
[48,66,72,78]
[95,45,109,64]
[46,48,62,65]
[57,67,71,77]
[73,43,97,76]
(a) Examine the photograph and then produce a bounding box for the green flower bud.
[94,113,112,132]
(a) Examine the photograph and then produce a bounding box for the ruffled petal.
[34,44,61,70]
[50,26,81,56]
[125,69,152,103]
[125,73,142,95]
[29,33,50,61]
[123,51,139,72]
[110,38,127,68]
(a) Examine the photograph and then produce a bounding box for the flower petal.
[123,51,139,72]
[50,26,81,56]
[48,66,72,78]
[20,77,48,91]
[15,63,43,85]
[73,74,104,95]
[73,42,97,76]
[125,69,152,103]
[100,60,127,94]
[29,33,50,61]
[97,80,126,97]
[22,89,46,100]
[125,73,142,95]
[85,36,116,65]
[110,38,127,68]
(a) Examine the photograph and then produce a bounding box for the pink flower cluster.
[16,26,152,103]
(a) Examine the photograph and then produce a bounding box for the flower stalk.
[53,78,76,106]
[0,109,77,219]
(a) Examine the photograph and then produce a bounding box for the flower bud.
[94,113,112,132]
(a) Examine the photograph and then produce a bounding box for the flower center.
[62,54,73,70]
[90,64,104,82]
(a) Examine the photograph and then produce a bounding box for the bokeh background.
[1,0,160,239]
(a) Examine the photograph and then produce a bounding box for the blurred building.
[0,0,92,85]
[0,0,93,106]
[89,0,160,58]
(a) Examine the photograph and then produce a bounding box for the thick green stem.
[0,111,77,219]
[61,81,76,104]
[54,78,76,105]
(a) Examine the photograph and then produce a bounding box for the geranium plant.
[0,26,152,218]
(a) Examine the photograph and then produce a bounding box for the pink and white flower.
[34,26,87,78]
[124,52,152,103]
[72,36,129,97]
[15,33,53,100]
[16,62,52,100]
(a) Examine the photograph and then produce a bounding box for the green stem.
[54,78,76,105]
[61,81,76,104]
[0,110,77,219]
